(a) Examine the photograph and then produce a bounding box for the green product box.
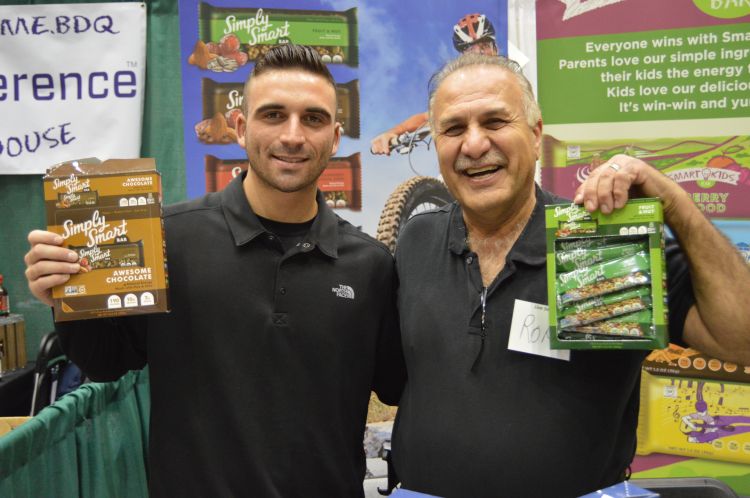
[545,198,667,350]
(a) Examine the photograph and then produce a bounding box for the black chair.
[631,477,739,498]
[29,331,69,416]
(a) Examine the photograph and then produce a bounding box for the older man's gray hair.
[427,53,541,131]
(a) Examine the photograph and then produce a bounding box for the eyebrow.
[437,106,512,129]
[254,103,333,121]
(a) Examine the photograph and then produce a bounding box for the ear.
[330,122,342,156]
[236,112,247,148]
[532,119,543,160]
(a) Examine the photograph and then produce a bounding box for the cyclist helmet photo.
[452,13,498,55]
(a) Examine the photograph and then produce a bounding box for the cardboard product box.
[44,158,169,322]
[0,314,26,372]
[643,343,750,384]
[637,370,750,465]
[0,417,31,438]
[545,199,667,350]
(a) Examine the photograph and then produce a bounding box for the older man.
[391,53,750,498]
[24,45,404,498]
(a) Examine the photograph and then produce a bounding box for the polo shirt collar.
[447,184,550,266]
[220,172,339,258]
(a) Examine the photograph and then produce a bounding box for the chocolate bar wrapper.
[557,252,651,304]
[198,3,358,67]
[555,240,648,272]
[568,309,653,337]
[559,290,651,329]
[636,371,750,464]
[200,79,360,140]
[205,153,362,211]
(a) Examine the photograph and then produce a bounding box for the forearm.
[666,193,750,363]
[57,315,148,382]
[388,112,429,137]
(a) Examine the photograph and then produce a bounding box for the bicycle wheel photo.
[376,176,453,253]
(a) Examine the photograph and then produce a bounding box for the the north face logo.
[332,284,355,299]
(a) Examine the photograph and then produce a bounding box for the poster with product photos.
[178,0,507,236]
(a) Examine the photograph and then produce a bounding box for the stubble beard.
[249,148,332,194]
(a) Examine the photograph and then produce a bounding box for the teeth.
[465,165,499,176]
[276,156,306,163]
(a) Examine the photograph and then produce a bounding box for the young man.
[369,13,500,155]
[24,45,405,498]
[391,53,750,497]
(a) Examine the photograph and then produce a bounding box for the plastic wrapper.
[559,287,651,329]
[637,371,750,464]
[555,240,648,272]
[557,252,651,305]
[567,309,652,337]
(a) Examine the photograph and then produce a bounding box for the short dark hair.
[242,44,336,114]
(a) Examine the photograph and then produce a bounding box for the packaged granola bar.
[559,287,652,329]
[556,252,651,305]
[555,240,648,272]
[636,371,750,465]
[545,199,667,350]
[568,309,652,337]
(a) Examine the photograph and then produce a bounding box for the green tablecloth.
[0,369,150,498]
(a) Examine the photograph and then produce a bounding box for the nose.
[460,125,490,159]
[279,116,306,148]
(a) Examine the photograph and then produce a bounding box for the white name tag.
[508,299,570,361]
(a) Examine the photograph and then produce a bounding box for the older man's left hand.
[573,154,689,217]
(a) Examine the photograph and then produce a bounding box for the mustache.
[454,150,508,172]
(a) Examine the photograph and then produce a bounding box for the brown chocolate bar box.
[44,158,169,322]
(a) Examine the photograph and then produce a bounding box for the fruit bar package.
[545,199,667,350]
[205,153,362,210]
[196,79,360,144]
[636,370,750,465]
[558,286,651,329]
[44,158,169,322]
[189,3,358,73]
[643,343,750,384]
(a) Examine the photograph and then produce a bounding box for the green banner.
[539,24,750,124]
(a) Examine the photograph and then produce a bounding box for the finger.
[25,260,81,282]
[581,170,601,212]
[379,138,392,156]
[25,243,79,266]
[573,184,584,204]
[28,229,63,247]
[28,273,72,307]
[596,166,617,214]
[612,172,631,210]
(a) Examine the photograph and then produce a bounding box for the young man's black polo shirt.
[392,186,694,498]
[58,173,405,498]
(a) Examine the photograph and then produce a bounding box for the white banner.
[0,3,146,174]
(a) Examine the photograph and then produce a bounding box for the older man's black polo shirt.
[58,174,405,498]
[392,186,694,498]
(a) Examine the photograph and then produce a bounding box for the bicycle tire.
[376,176,453,253]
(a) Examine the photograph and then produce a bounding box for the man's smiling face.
[237,68,341,194]
[432,64,541,222]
